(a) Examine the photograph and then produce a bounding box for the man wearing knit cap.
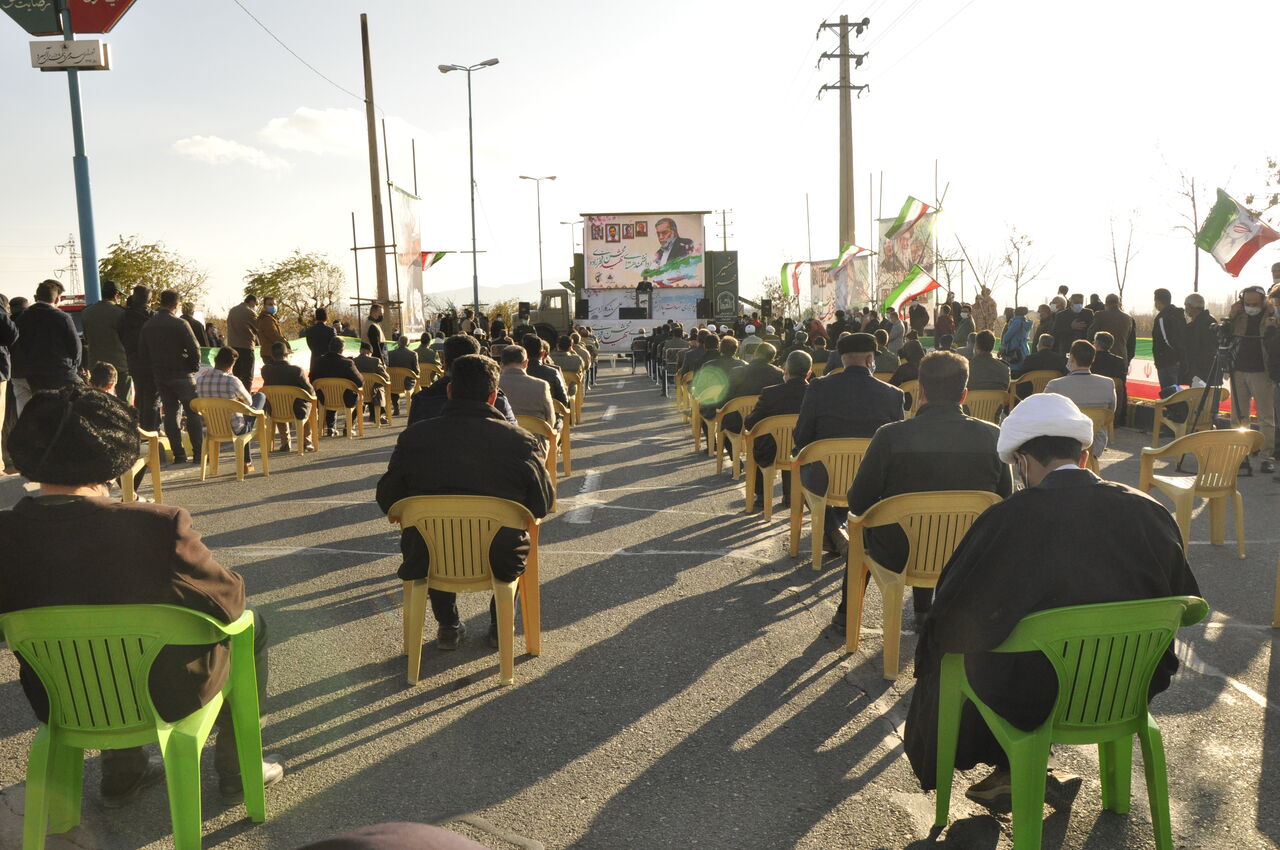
[901,393,1199,811]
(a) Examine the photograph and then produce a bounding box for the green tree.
[98,235,208,307]
[243,250,345,332]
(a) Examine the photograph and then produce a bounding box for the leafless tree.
[1171,170,1206,293]
[998,228,1047,310]
[1243,156,1280,215]
[1108,214,1138,303]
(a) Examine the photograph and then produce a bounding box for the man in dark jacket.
[522,333,569,411]
[1086,294,1135,362]
[716,342,784,436]
[794,332,905,555]
[364,303,389,365]
[1,386,282,804]
[303,307,338,377]
[261,341,315,451]
[10,279,81,414]
[354,342,391,423]
[1152,287,1186,397]
[140,289,204,464]
[311,337,365,435]
[408,334,517,425]
[376,354,554,648]
[119,285,157,427]
[0,294,17,473]
[387,337,421,416]
[1180,292,1218,386]
[696,335,747,427]
[81,279,130,400]
[181,303,208,347]
[842,351,1012,631]
[1012,334,1069,378]
[1090,331,1130,425]
[743,349,811,508]
[225,295,260,389]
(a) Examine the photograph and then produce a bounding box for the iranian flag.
[827,243,871,271]
[420,251,447,271]
[884,196,936,240]
[1195,189,1280,277]
[780,261,806,296]
[884,265,940,311]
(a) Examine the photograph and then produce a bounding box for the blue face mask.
[265,305,277,315]
[1071,303,1084,313]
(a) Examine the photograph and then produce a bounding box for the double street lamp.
[439,58,499,316]
[519,175,556,289]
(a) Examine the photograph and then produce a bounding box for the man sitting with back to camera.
[711,340,783,442]
[377,355,554,649]
[1046,338,1117,456]
[311,337,365,436]
[409,334,518,425]
[742,349,812,510]
[195,347,267,472]
[387,336,421,417]
[261,340,316,452]
[522,333,570,415]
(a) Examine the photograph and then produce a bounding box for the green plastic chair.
[0,604,267,850]
[934,595,1207,850]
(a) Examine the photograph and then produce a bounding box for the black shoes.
[487,624,500,649]
[101,755,165,808]
[437,622,466,650]
[218,754,285,802]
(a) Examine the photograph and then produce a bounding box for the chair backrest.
[898,380,923,417]
[387,496,536,592]
[362,372,390,394]
[964,389,1007,424]
[811,361,828,377]
[990,596,1207,738]
[825,366,845,376]
[1013,369,1062,398]
[564,372,582,393]
[1079,406,1114,438]
[191,397,253,440]
[314,378,360,410]
[664,348,682,367]
[1159,386,1230,435]
[745,414,798,469]
[853,490,1002,583]
[0,604,239,736]
[552,399,571,424]
[716,394,759,425]
[794,437,872,501]
[388,366,418,394]
[1164,428,1262,493]
[261,385,313,424]
[420,363,442,386]
[873,371,894,383]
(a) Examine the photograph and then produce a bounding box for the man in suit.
[966,330,1012,391]
[119,285,157,428]
[716,342,784,439]
[303,308,338,377]
[256,297,288,363]
[140,289,203,465]
[677,330,713,378]
[261,340,316,451]
[794,332,906,556]
[697,335,748,431]
[1012,334,1069,378]
[522,333,569,414]
[10,279,81,415]
[1,385,283,805]
[363,302,389,366]
[498,345,554,455]
[311,337,366,435]
[81,279,130,400]
[1046,339,1117,455]
[408,334,518,425]
[417,333,441,366]
[376,355,554,649]
[1091,331,1129,426]
[1152,287,1186,397]
[743,349,811,509]
[181,303,208,347]
[872,329,898,374]
[355,341,391,424]
[1051,293,1095,355]
[1087,294,1135,362]
[387,337,421,416]
[653,217,695,267]
[225,295,259,389]
[842,351,1012,631]
[1181,292,1218,386]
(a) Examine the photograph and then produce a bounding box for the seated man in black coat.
[522,333,570,416]
[261,341,315,451]
[1090,331,1129,426]
[310,337,365,435]
[376,355,554,649]
[743,349,811,508]
[1012,334,1069,378]
[386,337,421,416]
[716,341,784,438]
[408,334,517,425]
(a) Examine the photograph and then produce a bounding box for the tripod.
[1184,340,1252,476]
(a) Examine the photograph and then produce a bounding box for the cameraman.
[1227,285,1277,473]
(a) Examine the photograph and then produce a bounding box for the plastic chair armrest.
[219,610,256,636]
[138,428,161,439]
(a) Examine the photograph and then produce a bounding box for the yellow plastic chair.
[789,437,872,571]
[1009,369,1063,408]
[873,371,894,383]
[1079,405,1116,474]
[964,389,1008,424]
[811,360,828,377]
[361,373,391,427]
[1139,428,1261,559]
[553,399,572,476]
[419,362,442,386]
[563,371,584,426]
[387,496,542,686]
[261,385,318,457]
[120,427,163,504]
[825,366,845,377]
[711,395,760,477]
[313,378,364,439]
[1151,386,1230,447]
[691,394,706,453]
[387,366,420,403]
[845,491,1003,678]
[516,415,559,505]
[899,380,923,418]
[743,414,798,521]
[191,398,269,482]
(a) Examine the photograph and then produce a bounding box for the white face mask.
[1244,305,1263,316]
[1049,304,1061,313]
[960,312,970,320]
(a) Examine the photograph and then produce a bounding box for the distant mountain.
[425,280,559,308]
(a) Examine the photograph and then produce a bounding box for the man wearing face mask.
[1051,293,1093,354]
[256,296,288,364]
[364,303,389,366]
[952,305,974,351]
[902,392,1199,807]
[1227,285,1277,472]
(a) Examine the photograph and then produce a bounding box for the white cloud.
[258,107,367,157]
[172,135,288,171]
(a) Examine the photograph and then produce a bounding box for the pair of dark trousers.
[101,613,270,792]
[156,375,202,462]
[428,589,509,629]
[128,355,159,431]
[232,347,255,390]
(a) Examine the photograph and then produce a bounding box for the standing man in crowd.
[256,296,288,362]
[0,294,17,473]
[1052,293,1094,354]
[1226,285,1277,473]
[1087,294,1135,363]
[226,294,260,390]
[1152,288,1185,397]
[141,290,204,465]
[1181,293,1218,387]
[376,354,554,649]
[303,308,338,378]
[120,285,156,427]
[81,279,130,401]
[10,279,81,415]
[181,303,208,347]
[364,303,389,365]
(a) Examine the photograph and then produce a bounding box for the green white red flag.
[1195,189,1279,277]
[827,244,871,271]
[420,251,447,271]
[780,262,806,296]
[884,265,939,311]
[884,196,935,240]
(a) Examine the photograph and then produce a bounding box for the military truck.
[528,288,574,347]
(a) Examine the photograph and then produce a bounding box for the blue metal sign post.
[58,0,100,304]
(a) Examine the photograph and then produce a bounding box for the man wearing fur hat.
[901,393,1199,811]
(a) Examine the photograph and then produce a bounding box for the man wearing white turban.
[902,392,1200,810]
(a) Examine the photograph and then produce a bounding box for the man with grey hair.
[498,345,554,456]
[742,348,812,510]
[1182,292,1218,386]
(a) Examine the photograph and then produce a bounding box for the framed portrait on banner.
[622,223,634,239]
[605,223,621,243]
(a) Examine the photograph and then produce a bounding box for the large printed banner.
[392,185,425,334]
[583,211,706,290]
[810,255,873,323]
[876,212,936,305]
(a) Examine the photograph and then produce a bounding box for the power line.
[866,0,930,49]
[229,0,379,112]
[869,0,980,83]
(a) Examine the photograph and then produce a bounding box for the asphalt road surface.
[1,366,1278,849]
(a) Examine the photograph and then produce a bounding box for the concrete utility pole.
[360,14,390,309]
[714,209,732,251]
[818,15,870,249]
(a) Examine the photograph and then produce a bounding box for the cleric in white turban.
[902,390,1199,810]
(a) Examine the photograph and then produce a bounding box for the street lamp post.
[439,58,499,316]
[519,175,555,289]
[560,219,584,257]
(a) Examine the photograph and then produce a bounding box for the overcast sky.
[2,0,1278,316]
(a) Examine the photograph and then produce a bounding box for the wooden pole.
[360,14,390,309]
